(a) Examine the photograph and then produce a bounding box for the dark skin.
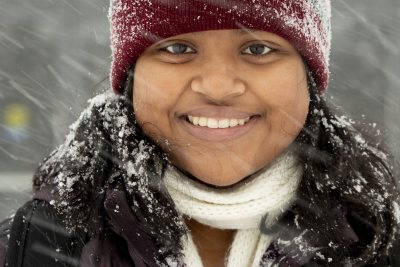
[185,219,235,267]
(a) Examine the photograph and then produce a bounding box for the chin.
[194,171,254,188]
[171,155,263,188]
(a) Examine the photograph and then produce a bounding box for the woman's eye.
[242,44,272,56]
[163,44,195,54]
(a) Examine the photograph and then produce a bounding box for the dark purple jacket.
[1,189,399,267]
[0,189,160,267]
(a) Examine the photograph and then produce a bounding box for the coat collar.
[34,186,361,266]
[104,189,159,267]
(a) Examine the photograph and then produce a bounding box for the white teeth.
[198,117,207,127]
[186,116,252,128]
[218,119,230,128]
[229,119,238,127]
[207,118,218,128]
[237,118,250,125]
[193,116,199,126]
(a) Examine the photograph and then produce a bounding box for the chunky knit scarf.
[164,150,303,267]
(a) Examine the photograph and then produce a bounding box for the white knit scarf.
[164,150,303,267]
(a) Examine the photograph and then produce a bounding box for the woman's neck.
[186,218,235,267]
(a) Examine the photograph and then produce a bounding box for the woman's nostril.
[190,75,246,100]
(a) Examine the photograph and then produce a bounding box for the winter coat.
[1,185,400,267]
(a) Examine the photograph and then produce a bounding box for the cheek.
[133,69,170,137]
[258,62,309,137]
[134,74,168,111]
[133,65,184,142]
[277,72,309,138]
[133,62,185,114]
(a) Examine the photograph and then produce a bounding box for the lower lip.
[179,116,259,142]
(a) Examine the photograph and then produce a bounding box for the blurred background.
[0,0,399,219]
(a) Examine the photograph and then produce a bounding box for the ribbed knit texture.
[181,229,276,267]
[109,0,331,93]
[164,150,302,266]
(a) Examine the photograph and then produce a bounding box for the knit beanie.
[109,0,331,94]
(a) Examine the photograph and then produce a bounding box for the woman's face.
[133,29,309,186]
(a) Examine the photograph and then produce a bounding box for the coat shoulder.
[0,216,13,267]
[3,199,87,267]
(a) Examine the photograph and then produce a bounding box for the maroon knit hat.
[109,0,331,94]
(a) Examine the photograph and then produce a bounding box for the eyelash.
[159,43,274,57]
[160,43,195,54]
[242,44,273,57]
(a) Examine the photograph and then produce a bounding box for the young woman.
[1,0,399,266]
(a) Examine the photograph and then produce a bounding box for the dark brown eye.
[242,44,271,56]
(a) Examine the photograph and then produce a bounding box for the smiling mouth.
[179,114,260,142]
[186,115,252,129]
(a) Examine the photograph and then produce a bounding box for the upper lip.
[177,107,261,119]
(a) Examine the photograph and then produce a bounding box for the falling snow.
[0,0,400,266]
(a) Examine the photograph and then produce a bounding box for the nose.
[190,62,246,102]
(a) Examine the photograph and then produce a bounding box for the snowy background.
[0,0,399,219]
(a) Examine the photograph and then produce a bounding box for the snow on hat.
[109,0,331,94]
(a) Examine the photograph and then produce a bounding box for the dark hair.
[33,69,399,266]
[273,72,400,265]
